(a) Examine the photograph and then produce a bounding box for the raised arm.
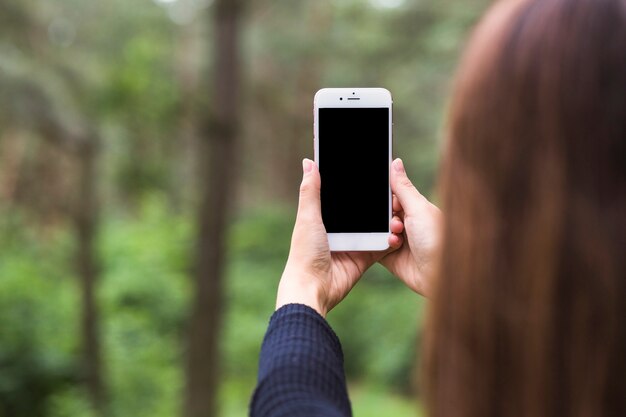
[250,304,351,417]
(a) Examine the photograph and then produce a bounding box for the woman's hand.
[276,159,402,317]
[379,158,442,297]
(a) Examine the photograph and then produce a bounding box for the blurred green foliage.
[0,196,424,416]
[0,215,78,417]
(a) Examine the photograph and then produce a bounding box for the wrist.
[276,275,327,317]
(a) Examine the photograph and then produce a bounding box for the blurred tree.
[0,69,106,413]
[183,1,244,417]
[0,0,107,411]
[74,135,105,414]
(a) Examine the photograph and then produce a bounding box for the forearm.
[250,304,352,417]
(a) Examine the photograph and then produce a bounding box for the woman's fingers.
[390,215,404,234]
[388,232,403,249]
[392,194,403,213]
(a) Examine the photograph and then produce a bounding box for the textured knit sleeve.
[249,304,352,417]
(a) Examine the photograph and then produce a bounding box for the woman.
[251,0,626,416]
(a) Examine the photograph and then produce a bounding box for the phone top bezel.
[314,87,392,108]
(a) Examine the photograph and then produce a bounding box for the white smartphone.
[314,87,392,251]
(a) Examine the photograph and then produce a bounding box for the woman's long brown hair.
[425,0,626,416]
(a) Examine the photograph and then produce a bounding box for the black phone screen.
[318,107,390,233]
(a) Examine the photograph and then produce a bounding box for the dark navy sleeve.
[249,304,352,417]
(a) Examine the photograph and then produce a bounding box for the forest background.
[0,0,488,416]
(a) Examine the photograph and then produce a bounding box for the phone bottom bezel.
[328,233,390,252]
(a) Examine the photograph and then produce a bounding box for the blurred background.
[0,0,489,416]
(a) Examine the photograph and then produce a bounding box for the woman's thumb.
[390,158,422,214]
[296,159,322,222]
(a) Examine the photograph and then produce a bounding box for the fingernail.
[393,158,405,173]
[303,158,313,175]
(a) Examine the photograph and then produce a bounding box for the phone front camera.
[340,97,343,100]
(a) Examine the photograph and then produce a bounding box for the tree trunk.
[75,140,106,414]
[183,1,243,417]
